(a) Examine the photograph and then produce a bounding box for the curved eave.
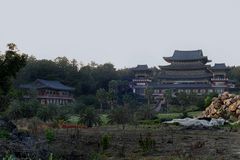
[150,84,212,89]
[159,65,208,70]
[132,68,151,72]
[211,68,230,71]
[158,74,213,80]
[163,56,211,64]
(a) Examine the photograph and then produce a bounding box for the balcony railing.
[132,79,152,82]
[211,78,228,81]
[23,94,74,99]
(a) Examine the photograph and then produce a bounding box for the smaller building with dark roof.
[20,79,75,105]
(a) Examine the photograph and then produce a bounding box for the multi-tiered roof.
[159,50,213,81]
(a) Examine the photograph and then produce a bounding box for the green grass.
[157,111,202,122]
[66,111,203,126]
[188,111,202,117]
[100,114,110,125]
[67,114,110,125]
[67,115,80,124]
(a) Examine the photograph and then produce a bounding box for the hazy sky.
[1,0,240,69]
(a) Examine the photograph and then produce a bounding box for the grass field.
[67,111,203,126]
[157,111,202,120]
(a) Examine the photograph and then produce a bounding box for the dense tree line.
[0,44,27,111]
[14,56,134,96]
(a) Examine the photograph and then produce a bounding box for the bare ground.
[46,125,240,160]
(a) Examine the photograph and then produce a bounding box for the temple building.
[131,50,235,96]
[131,65,152,96]
[20,79,75,105]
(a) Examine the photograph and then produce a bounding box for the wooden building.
[20,79,75,105]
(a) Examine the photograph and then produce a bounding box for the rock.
[229,94,236,98]
[224,99,232,106]
[236,109,240,116]
[229,103,237,112]
[236,100,240,106]
[221,93,229,101]
[0,117,17,132]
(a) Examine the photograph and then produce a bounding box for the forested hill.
[14,56,135,96]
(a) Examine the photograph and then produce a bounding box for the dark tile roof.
[20,79,75,91]
[158,73,213,80]
[159,61,210,70]
[211,63,227,70]
[173,50,204,60]
[163,50,211,63]
[132,65,149,71]
[149,83,212,89]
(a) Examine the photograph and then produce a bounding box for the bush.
[180,111,189,118]
[7,100,41,119]
[56,105,74,119]
[0,129,10,140]
[100,134,111,151]
[7,101,22,120]
[45,128,55,143]
[138,119,160,125]
[134,105,157,121]
[37,104,59,122]
[89,152,102,160]
[80,107,100,127]
[138,133,156,153]
[3,153,16,160]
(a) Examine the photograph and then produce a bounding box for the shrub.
[7,99,40,119]
[109,107,132,130]
[45,128,55,143]
[180,111,189,118]
[0,129,10,140]
[138,133,156,153]
[80,107,100,127]
[89,152,102,160]
[100,134,111,151]
[7,101,22,120]
[3,153,16,160]
[37,107,53,122]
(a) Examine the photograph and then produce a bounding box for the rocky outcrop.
[0,117,49,159]
[202,92,240,121]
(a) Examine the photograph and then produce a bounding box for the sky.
[1,0,240,69]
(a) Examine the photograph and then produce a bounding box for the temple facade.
[131,50,235,96]
[20,79,75,105]
[131,65,152,96]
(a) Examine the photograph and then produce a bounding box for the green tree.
[80,107,100,127]
[107,80,119,110]
[0,43,27,111]
[175,92,190,117]
[109,107,131,130]
[96,88,107,112]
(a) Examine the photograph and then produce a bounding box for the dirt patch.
[45,125,240,160]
